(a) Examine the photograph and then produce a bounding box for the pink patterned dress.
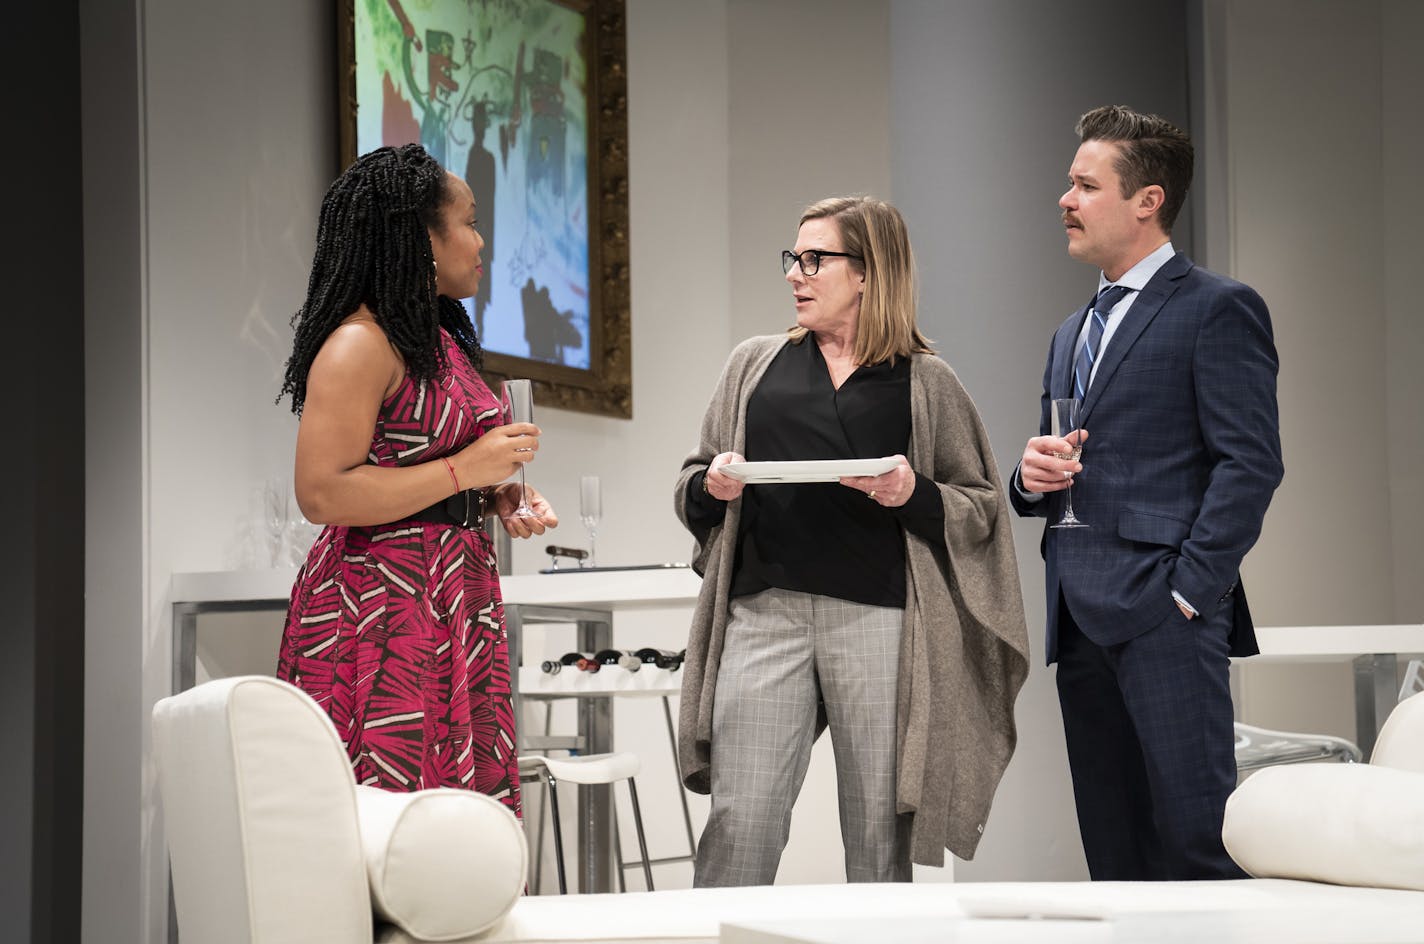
[277,331,520,816]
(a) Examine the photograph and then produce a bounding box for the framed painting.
[338,0,632,417]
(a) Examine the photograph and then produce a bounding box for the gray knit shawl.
[672,335,1031,865]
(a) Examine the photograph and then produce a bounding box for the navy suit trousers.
[1054,592,1246,881]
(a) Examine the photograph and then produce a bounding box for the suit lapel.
[1079,253,1193,425]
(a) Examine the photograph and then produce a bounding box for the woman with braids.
[275,143,556,814]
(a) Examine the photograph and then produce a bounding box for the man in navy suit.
[1012,105,1283,881]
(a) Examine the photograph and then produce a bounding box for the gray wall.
[727,0,893,343]
[81,0,146,938]
[1381,0,1424,625]
[1208,0,1424,734]
[892,0,1424,880]
[890,0,1194,882]
[1227,0,1393,626]
[725,0,904,883]
[83,0,336,937]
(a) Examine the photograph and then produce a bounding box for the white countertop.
[171,565,703,610]
[1253,624,1424,661]
[167,569,1423,659]
[171,567,300,604]
[500,567,702,608]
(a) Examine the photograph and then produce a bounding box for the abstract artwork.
[338,0,631,416]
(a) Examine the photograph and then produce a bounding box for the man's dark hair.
[1077,105,1194,233]
[279,143,482,415]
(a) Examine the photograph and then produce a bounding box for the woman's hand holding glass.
[451,421,541,492]
[840,455,914,506]
[704,452,747,501]
[491,482,558,538]
[446,415,557,538]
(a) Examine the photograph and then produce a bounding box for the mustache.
[1062,213,1082,227]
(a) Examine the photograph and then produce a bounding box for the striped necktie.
[1073,284,1131,400]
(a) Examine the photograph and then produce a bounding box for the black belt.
[405,488,491,529]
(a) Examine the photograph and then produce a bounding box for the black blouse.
[686,337,945,608]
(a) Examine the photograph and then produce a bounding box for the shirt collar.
[1098,241,1176,295]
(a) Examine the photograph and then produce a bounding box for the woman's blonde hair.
[788,195,933,365]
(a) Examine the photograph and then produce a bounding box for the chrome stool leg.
[662,695,697,858]
[531,773,550,895]
[531,703,554,894]
[626,777,654,891]
[612,824,627,893]
[543,771,568,895]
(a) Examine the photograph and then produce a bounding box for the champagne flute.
[263,477,290,566]
[1049,398,1088,529]
[499,379,540,519]
[579,474,601,567]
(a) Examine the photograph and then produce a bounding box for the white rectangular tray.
[720,458,897,484]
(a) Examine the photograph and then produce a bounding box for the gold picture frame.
[338,0,632,418]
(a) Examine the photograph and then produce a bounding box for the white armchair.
[152,676,527,943]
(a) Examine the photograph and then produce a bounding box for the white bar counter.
[1253,624,1424,661]
[170,568,1422,748]
[169,564,703,611]
[169,565,702,691]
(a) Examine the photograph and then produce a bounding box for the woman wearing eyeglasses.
[673,196,1030,886]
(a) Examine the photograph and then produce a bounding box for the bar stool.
[518,752,654,894]
[1233,721,1362,772]
[1400,658,1423,703]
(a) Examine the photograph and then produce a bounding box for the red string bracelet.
[441,457,461,495]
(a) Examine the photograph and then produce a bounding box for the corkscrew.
[544,545,590,571]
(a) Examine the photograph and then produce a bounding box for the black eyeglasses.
[781,249,862,276]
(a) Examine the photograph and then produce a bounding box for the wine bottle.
[656,648,686,671]
[625,647,677,670]
[577,649,625,673]
[628,647,684,670]
[541,652,588,675]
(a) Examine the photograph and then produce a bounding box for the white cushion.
[523,752,640,784]
[357,785,528,941]
[1223,762,1424,891]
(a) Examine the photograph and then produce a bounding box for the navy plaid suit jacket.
[1012,253,1283,664]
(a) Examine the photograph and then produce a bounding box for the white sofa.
[153,677,1424,944]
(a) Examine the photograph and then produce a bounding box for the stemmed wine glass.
[263,477,290,565]
[499,379,540,519]
[1049,398,1088,529]
[579,475,601,567]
